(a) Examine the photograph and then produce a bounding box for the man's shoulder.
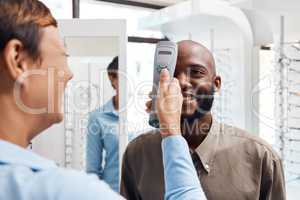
[88,108,105,121]
[88,105,113,125]
[125,129,162,156]
[89,99,114,117]
[222,123,281,161]
[89,105,107,117]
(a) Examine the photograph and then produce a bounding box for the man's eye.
[191,69,205,75]
[192,70,201,73]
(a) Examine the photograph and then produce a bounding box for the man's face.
[174,41,220,122]
[108,72,119,95]
[21,26,73,124]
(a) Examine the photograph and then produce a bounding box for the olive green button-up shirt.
[120,120,286,200]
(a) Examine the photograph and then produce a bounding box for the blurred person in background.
[86,56,136,192]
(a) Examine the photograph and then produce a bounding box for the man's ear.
[214,75,221,92]
[2,39,30,81]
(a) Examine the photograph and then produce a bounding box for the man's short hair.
[107,56,118,75]
[0,0,57,60]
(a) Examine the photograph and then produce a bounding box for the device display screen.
[158,50,172,55]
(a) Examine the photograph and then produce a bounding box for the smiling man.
[120,40,286,200]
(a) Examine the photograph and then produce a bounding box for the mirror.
[64,36,119,170]
[31,19,127,193]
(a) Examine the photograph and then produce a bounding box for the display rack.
[63,64,93,170]
[212,48,234,125]
[275,33,300,180]
[64,85,73,169]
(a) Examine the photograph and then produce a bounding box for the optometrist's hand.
[157,69,183,137]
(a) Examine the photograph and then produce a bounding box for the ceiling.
[128,0,186,6]
[94,0,186,7]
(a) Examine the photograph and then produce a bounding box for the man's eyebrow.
[189,64,208,70]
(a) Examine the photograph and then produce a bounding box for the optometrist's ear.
[2,39,30,82]
[214,75,221,92]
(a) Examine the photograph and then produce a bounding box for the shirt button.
[204,164,210,172]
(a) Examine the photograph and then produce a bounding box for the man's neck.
[113,95,119,110]
[181,113,213,150]
[0,95,33,148]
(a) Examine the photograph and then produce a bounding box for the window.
[80,0,163,38]
[40,0,72,19]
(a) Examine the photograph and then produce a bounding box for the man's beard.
[181,86,215,124]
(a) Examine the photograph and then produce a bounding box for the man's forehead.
[178,41,209,59]
[177,40,215,72]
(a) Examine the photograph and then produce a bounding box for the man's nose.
[176,72,192,90]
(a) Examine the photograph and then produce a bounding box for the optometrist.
[0,0,206,200]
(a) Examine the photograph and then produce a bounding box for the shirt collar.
[0,140,57,171]
[194,119,221,174]
[100,98,118,117]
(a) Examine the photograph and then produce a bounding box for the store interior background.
[32,0,300,199]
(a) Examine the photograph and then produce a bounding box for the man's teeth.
[184,95,194,100]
